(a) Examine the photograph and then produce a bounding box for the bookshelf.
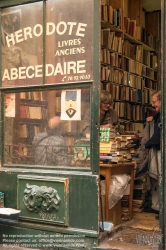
[12,91,48,163]
[100,0,160,132]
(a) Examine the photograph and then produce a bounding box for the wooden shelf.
[18,118,47,125]
[101,21,123,32]
[20,99,47,107]
[124,33,157,52]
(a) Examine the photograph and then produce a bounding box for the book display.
[100,0,161,222]
[101,0,160,132]
[4,89,90,166]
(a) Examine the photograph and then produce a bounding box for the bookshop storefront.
[0,0,166,249]
[0,0,101,249]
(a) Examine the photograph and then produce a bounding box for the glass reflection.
[4,89,90,168]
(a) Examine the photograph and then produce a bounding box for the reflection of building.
[5,93,15,117]
[2,12,20,35]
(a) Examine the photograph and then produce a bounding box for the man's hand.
[101,124,112,129]
[146,116,153,122]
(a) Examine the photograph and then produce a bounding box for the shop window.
[4,88,91,168]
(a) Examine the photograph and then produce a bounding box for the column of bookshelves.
[122,36,158,132]
[100,0,159,132]
[101,0,124,128]
[16,91,48,163]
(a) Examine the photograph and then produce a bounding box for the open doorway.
[99,0,162,248]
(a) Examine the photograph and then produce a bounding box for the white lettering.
[10,68,18,80]
[26,66,35,78]
[18,67,26,79]
[64,62,67,74]
[55,47,85,56]
[77,60,86,73]
[6,34,15,47]
[5,21,87,47]
[46,64,54,76]
[33,24,43,37]
[35,65,43,77]
[67,22,77,35]
[2,69,10,80]
[46,22,56,35]
[67,61,76,74]
[24,27,33,40]
[2,61,86,80]
[15,29,24,43]
[76,23,87,37]
[54,63,63,75]
[56,21,67,35]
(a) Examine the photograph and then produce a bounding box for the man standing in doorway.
[144,90,161,219]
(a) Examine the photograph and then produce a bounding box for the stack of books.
[121,195,130,220]
[133,176,147,212]
[100,132,139,163]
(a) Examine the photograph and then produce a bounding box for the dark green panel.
[69,175,98,230]
[161,0,166,247]
[17,175,69,225]
[0,171,17,208]
[0,169,99,231]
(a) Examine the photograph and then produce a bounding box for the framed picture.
[5,93,15,117]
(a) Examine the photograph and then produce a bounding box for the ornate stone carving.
[23,183,61,213]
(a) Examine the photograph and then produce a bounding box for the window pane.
[45,0,93,84]
[4,88,90,168]
[1,2,43,87]
[1,0,93,88]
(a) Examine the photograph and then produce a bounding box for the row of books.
[101,30,123,53]
[124,40,158,69]
[19,124,46,139]
[143,50,158,69]
[124,58,143,76]
[100,134,139,163]
[103,72,157,90]
[104,71,157,91]
[101,43,158,75]
[124,41,143,62]
[101,29,158,69]
[143,66,157,80]
[113,102,153,122]
[101,4,122,28]
[125,122,144,133]
[111,86,142,103]
[20,91,46,101]
[20,105,48,119]
[111,84,155,103]
[101,62,157,83]
[101,66,123,84]
[142,78,157,90]
[123,72,142,89]
[101,66,143,84]
[101,1,158,50]
[124,17,158,50]
[101,49,122,68]
[124,18,138,38]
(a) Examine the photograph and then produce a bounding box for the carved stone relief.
[23,183,61,213]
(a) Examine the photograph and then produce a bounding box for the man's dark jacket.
[145,112,160,150]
